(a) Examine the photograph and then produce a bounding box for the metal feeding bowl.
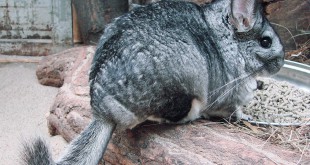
[275,60,310,93]
[245,60,310,126]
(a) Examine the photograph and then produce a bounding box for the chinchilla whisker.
[207,63,265,98]
[207,72,254,99]
[207,73,252,96]
[203,66,264,111]
[203,76,250,111]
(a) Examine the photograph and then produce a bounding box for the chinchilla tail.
[21,119,116,165]
[21,137,55,165]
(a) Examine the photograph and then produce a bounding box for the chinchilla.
[22,0,284,164]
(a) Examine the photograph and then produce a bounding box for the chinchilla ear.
[230,0,258,33]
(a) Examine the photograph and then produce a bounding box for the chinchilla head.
[230,0,284,76]
[207,0,285,77]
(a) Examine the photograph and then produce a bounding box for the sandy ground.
[0,62,68,165]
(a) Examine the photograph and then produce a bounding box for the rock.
[37,46,305,164]
[36,47,90,87]
[37,46,95,141]
[104,121,301,164]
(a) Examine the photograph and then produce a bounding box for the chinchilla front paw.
[239,112,253,121]
[231,107,253,121]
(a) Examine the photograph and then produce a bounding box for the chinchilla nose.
[270,47,285,68]
[274,48,285,65]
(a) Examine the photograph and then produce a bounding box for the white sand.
[0,62,68,164]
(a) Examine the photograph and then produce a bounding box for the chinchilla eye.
[260,37,272,48]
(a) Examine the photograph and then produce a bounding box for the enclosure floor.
[0,62,68,164]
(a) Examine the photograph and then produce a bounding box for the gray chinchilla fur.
[22,0,284,164]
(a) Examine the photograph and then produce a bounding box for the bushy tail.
[21,137,54,165]
[22,119,116,165]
